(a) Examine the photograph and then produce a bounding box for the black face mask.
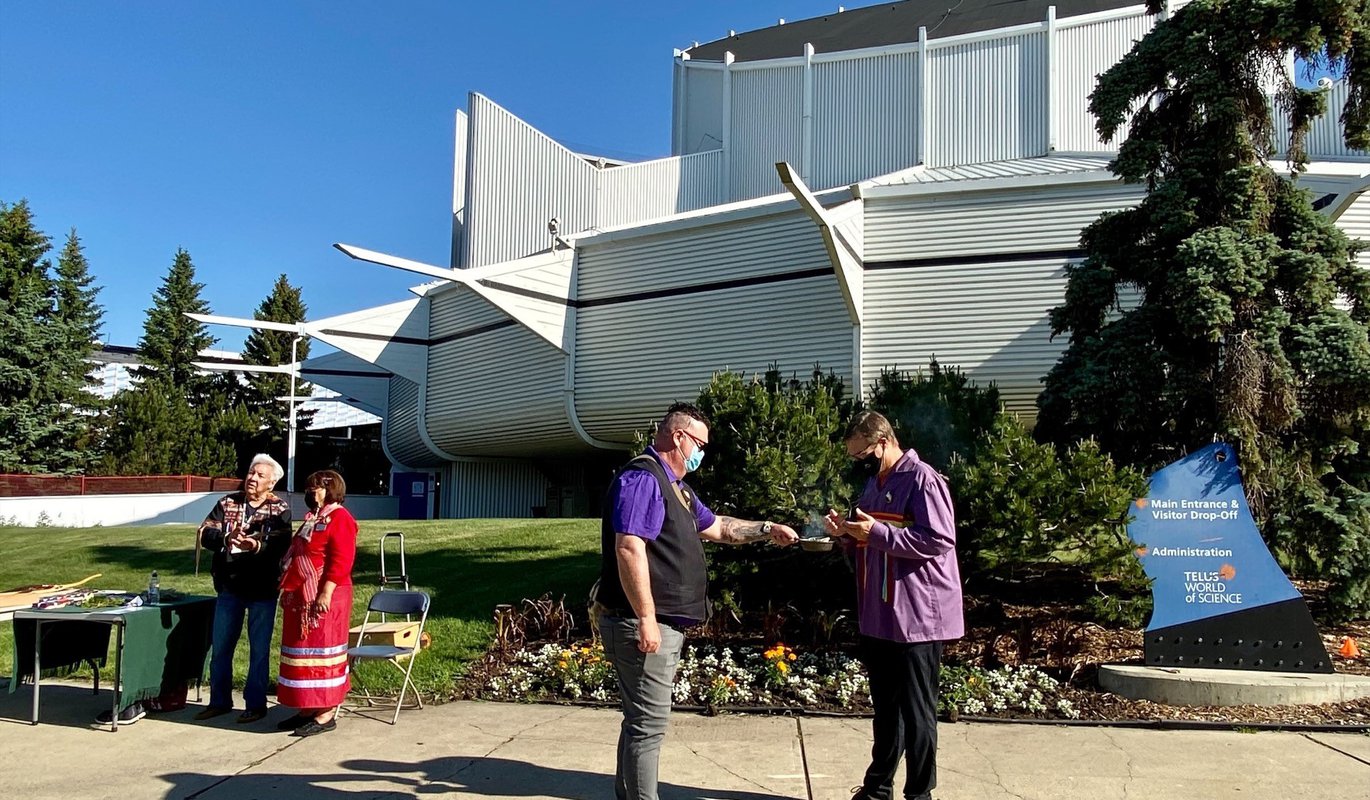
[305,492,319,511]
[855,453,881,477]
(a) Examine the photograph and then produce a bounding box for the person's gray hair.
[247,453,285,486]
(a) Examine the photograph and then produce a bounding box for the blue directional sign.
[1126,442,1330,672]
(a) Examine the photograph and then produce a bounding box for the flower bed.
[474,639,1080,719]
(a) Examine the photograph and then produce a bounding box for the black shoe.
[237,708,268,724]
[96,703,146,726]
[291,717,337,737]
[193,705,232,721]
[276,714,312,731]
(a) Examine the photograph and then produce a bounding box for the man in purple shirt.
[825,410,964,800]
[594,402,799,800]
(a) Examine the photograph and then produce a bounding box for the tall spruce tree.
[0,200,67,472]
[242,273,313,442]
[51,229,105,466]
[1036,1,1370,616]
[102,247,245,477]
[135,248,215,398]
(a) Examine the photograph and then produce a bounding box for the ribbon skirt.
[276,584,353,708]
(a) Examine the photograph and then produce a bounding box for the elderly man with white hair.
[189,454,293,724]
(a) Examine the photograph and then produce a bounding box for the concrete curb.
[1099,664,1370,706]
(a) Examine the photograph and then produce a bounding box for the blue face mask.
[683,440,705,473]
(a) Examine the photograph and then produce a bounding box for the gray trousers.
[601,615,686,800]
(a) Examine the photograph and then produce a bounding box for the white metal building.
[301,0,1370,518]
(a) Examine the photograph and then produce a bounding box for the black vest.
[595,454,709,624]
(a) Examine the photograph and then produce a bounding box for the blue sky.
[1,1,849,350]
[1,2,1341,353]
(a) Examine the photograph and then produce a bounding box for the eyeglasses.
[679,430,709,451]
[848,438,884,460]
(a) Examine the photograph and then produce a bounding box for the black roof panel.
[686,0,1145,62]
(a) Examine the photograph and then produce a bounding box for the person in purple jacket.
[593,402,799,800]
[825,409,964,800]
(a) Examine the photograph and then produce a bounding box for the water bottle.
[147,571,160,605]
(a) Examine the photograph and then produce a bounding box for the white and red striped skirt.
[276,584,353,708]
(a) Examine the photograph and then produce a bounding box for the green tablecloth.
[11,596,215,711]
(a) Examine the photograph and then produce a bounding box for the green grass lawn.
[0,518,601,700]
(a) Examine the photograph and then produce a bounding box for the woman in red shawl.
[276,469,357,737]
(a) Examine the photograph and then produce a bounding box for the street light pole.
[287,334,301,494]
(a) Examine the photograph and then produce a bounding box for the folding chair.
[346,590,430,724]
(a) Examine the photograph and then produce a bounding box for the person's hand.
[841,509,876,542]
[314,587,333,614]
[769,523,799,546]
[637,616,661,654]
[823,509,846,537]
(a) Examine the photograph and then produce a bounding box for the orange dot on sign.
[1219,564,1236,580]
[1135,546,1148,557]
[1135,498,1150,508]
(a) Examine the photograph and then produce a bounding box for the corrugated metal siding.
[575,212,853,440]
[811,52,919,190]
[576,280,855,440]
[1338,193,1370,275]
[443,460,550,519]
[864,182,1143,261]
[730,66,804,200]
[596,150,725,228]
[681,66,725,155]
[863,257,1080,419]
[927,32,1049,166]
[426,286,583,456]
[463,94,726,268]
[386,377,444,468]
[464,94,597,268]
[1054,14,1153,152]
[1303,81,1369,160]
[577,212,824,298]
[867,155,1112,187]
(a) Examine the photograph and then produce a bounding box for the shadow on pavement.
[159,756,788,799]
[0,683,289,735]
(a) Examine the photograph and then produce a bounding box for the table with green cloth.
[10,596,214,730]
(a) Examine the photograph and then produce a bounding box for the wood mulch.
[941,584,1368,727]
[461,580,1370,728]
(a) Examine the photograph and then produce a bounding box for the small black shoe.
[276,714,312,731]
[237,708,268,724]
[96,703,146,726]
[291,717,337,737]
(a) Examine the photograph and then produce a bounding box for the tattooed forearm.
[716,516,768,545]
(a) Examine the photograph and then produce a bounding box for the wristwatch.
[760,521,773,537]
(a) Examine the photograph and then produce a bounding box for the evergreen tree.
[0,200,65,472]
[51,229,105,466]
[135,248,215,398]
[98,377,241,477]
[242,273,313,441]
[1036,1,1370,616]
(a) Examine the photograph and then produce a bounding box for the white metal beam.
[192,361,298,375]
[333,243,461,283]
[776,161,862,326]
[185,312,305,334]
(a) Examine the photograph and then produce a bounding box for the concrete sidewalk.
[0,684,1365,799]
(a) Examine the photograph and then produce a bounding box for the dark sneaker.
[291,717,337,737]
[193,705,233,721]
[95,703,146,726]
[237,708,268,724]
